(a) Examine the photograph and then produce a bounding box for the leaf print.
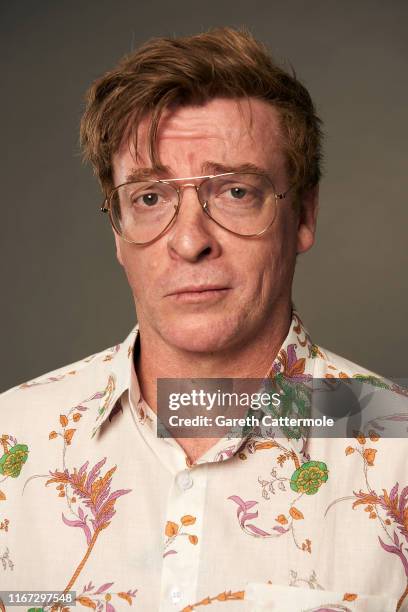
[181,515,196,526]
[60,415,69,427]
[94,582,114,594]
[301,538,312,553]
[352,374,390,389]
[351,491,378,510]
[345,446,354,455]
[228,496,272,537]
[310,343,325,358]
[289,568,325,590]
[265,373,312,442]
[0,546,14,571]
[49,431,58,440]
[62,512,92,545]
[163,514,198,556]
[77,596,96,608]
[273,344,311,382]
[354,431,366,445]
[181,589,245,611]
[378,536,408,576]
[343,593,357,601]
[368,430,380,442]
[228,494,310,548]
[0,491,5,501]
[0,443,29,478]
[328,439,408,609]
[289,507,304,520]
[363,448,377,466]
[165,521,179,537]
[45,458,130,594]
[99,375,116,417]
[19,371,71,389]
[289,356,306,377]
[117,592,132,604]
[273,525,289,534]
[246,523,271,536]
[63,429,76,445]
[75,583,137,610]
[276,514,288,525]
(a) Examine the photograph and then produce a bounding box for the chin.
[159,312,243,354]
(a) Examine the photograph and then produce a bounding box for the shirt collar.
[90,328,137,438]
[91,310,316,453]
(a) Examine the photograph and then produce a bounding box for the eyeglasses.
[101,172,292,245]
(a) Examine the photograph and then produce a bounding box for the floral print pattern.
[0,311,407,611]
[290,460,329,495]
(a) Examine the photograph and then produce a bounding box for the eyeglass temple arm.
[101,196,109,213]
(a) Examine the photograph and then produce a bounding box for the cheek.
[246,226,297,291]
[118,248,147,299]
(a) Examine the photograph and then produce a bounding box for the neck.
[135,302,292,414]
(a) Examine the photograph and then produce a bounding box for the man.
[0,28,407,612]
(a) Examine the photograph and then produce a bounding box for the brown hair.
[80,27,323,196]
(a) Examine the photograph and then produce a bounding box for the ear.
[113,230,124,266]
[296,185,319,254]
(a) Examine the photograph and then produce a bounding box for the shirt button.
[176,469,193,490]
[170,586,182,604]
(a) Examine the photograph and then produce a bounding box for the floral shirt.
[0,311,407,612]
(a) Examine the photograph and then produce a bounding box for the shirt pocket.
[245,583,398,612]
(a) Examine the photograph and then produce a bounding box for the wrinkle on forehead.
[159,99,250,137]
[117,97,282,169]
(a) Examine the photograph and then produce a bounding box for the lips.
[165,284,231,303]
[168,285,229,296]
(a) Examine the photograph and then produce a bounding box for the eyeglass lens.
[109,173,278,243]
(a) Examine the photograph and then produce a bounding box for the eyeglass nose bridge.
[172,182,210,214]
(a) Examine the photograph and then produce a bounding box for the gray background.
[1,0,407,391]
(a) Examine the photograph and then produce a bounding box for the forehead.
[113,97,285,178]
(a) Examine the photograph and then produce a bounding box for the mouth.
[166,285,231,303]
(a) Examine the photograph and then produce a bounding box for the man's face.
[112,98,318,354]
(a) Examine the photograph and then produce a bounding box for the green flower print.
[353,374,390,389]
[0,443,29,477]
[290,460,328,495]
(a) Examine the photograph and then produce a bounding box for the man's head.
[81,27,322,198]
[80,28,322,356]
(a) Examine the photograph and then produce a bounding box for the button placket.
[176,469,194,491]
[169,585,182,604]
[159,465,207,611]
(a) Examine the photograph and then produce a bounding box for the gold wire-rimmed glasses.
[101,172,292,245]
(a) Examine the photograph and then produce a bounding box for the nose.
[166,184,221,263]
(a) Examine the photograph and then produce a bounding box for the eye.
[140,192,159,206]
[229,186,247,199]
[130,190,165,208]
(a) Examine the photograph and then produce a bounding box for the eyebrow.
[125,161,268,182]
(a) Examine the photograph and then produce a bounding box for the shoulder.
[1,342,118,396]
[311,344,392,382]
[310,343,408,441]
[0,331,135,433]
